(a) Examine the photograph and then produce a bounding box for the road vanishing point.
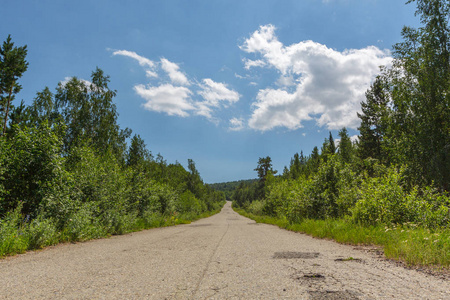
[1,202,449,299]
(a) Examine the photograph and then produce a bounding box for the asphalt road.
[0,201,448,299]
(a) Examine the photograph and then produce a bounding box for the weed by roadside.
[233,207,450,269]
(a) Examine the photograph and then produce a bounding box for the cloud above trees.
[112,50,240,121]
[111,25,392,132]
[240,24,392,131]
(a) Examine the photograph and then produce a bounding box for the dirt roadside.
[0,201,448,299]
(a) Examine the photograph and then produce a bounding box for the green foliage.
[352,166,450,228]
[0,122,69,217]
[25,215,59,249]
[337,127,354,164]
[54,68,131,159]
[235,207,450,268]
[0,35,28,136]
[357,76,390,163]
[228,1,450,269]
[0,204,28,256]
[351,167,408,226]
[210,179,257,200]
[127,134,151,167]
[0,42,225,256]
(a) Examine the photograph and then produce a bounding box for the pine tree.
[357,76,390,162]
[0,35,28,136]
[337,127,353,163]
[328,132,336,155]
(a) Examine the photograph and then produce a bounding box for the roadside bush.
[25,215,59,249]
[0,204,28,256]
[264,179,291,217]
[351,167,406,226]
[403,187,450,229]
[62,203,106,241]
[0,123,67,217]
[285,179,312,223]
[352,166,450,228]
[174,190,203,214]
[247,200,266,216]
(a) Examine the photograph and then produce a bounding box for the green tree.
[54,68,131,158]
[357,76,390,163]
[187,159,204,198]
[126,134,151,167]
[387,0,450,190]
[28,87,55,125]
[0,122,68,217]
[320,133,335,162]
[328,132,336,155]
[289,153,301,180]
[0,35,28,136]
[254,156,277,199]
[337,127,353,164]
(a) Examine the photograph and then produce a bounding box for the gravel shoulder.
[0,201,448,299]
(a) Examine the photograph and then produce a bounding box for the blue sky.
[2,0,419,183]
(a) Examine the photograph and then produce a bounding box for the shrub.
[62,203,106,241]
[0,123,67,217]
[174,190,202,214]
[351,167,406,225]
[25,215,59,249]
[247,200,266,216]
[0,204,28,256]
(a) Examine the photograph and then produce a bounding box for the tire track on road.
[191,217,230,299]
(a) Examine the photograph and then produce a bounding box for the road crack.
[191,218,230,299]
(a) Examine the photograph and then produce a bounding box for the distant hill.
[208,179,257,200]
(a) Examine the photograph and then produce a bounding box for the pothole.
[308,290,360,300]
[303,273,325,279]
[273,251,320,259]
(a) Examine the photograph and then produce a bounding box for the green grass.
[233,207,450,269]
[0,202,225,259]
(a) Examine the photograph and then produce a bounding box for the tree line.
[0,36,225,255]
[232,0,450,230]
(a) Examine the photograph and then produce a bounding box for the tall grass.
[234,207,450,269]
[0,201,225,258]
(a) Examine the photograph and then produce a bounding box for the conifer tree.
[0,35,28,136]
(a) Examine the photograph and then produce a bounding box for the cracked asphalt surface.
[0,201,449,299]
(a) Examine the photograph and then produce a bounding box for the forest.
[0,37,225,256]
[231,0,450,268]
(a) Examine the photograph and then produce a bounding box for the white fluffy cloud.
[112,50,156,70]
[134,84,194,117]
[161,58,190,86]
[196,79,241,119]
[198,79,240,106]
[112,50,158,78]
[241,24,392,131]
[113,50,240,121]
